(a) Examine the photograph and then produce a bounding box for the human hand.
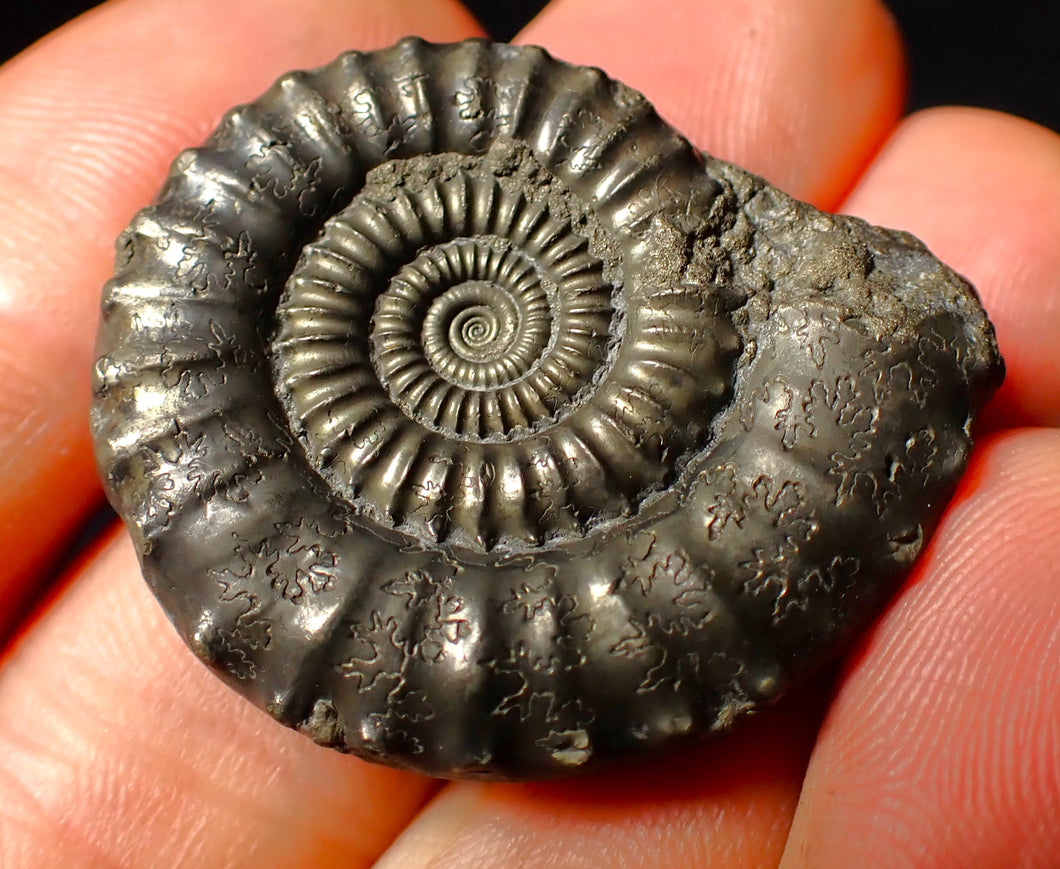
[0,0,1057,866]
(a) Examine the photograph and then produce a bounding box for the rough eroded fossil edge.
[90,38,1003,780]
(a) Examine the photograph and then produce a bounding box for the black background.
[2,1,1057,131]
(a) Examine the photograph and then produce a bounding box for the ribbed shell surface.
[91,38,1003,779]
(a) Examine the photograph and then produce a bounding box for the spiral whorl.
[272,138,737,548]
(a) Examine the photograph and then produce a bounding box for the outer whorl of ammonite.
[91,38,1004,780]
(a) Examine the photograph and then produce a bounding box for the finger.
[781,429,1060,868]
[0,0,483,636]
[841,108,1060,428]
[368,2,905,864]
[374,693,823,869]
[0,527,439,867]
[519,0,905,208]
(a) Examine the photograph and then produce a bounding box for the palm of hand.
[0,1,1057,867]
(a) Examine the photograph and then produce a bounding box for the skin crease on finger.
[0,0,483,639]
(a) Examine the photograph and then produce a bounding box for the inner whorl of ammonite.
[272,142,733,551]
[373,233,599,435]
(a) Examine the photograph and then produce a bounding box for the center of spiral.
[423,281,522,380]
[453,307,499,351]
[372,237,561,407]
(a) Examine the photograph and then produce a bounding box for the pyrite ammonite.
[91,38,1004,780]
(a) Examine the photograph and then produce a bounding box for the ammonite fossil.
[91,38,1004,780]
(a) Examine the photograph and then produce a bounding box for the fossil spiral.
[91,38,1003,779]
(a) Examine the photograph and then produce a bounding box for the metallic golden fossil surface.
[90,38,1003,780]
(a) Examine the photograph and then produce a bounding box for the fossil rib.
[90,38,1003,780]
